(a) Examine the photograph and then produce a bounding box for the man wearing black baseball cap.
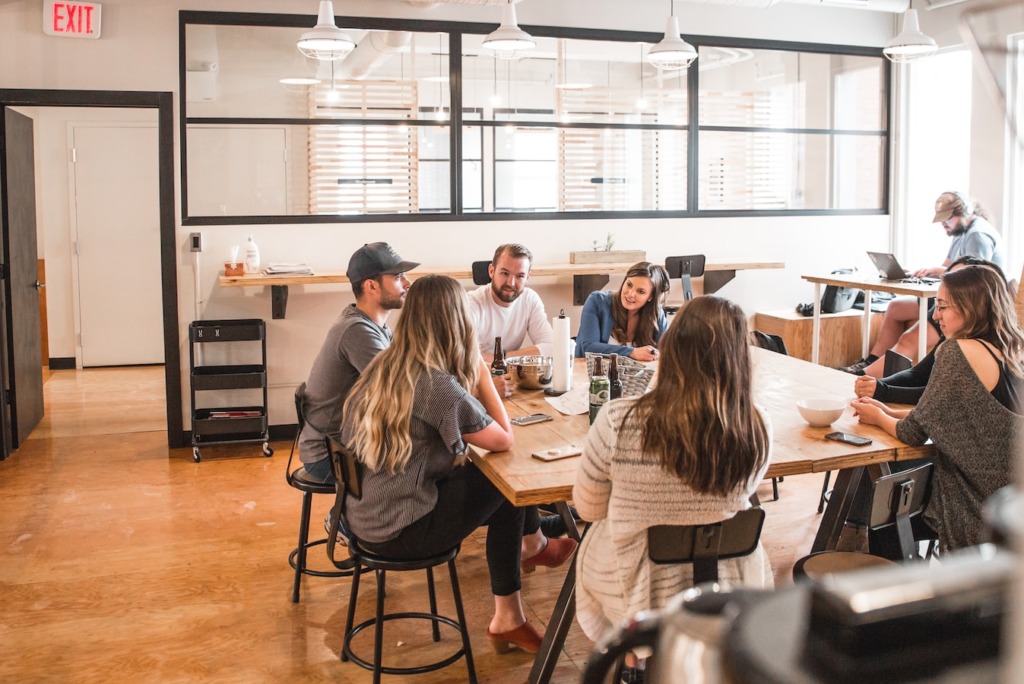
[298,243,420,490]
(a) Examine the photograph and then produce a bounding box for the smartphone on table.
[511,413,553,426]
[824,431,872,446]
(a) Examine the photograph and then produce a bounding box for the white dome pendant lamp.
[883,9,938,63]
[482,0,536,61]
[647,0,697,71]
[297,1,355,62]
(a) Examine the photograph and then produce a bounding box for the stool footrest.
[344,613,467,675]
[288,538,354,578]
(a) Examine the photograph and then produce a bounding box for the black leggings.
[357,462,525,596]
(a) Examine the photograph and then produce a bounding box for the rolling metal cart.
[189,318,273,462]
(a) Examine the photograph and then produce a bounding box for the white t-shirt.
[466,284,554,358]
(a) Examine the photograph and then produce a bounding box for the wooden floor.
[0,366,830,683]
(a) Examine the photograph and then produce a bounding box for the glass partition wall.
[180,12,888,224]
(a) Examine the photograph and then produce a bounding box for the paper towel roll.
[552,310,571,393]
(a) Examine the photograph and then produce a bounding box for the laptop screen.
[867,252,909,280]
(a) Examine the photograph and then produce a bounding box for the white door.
[71,125,162,367]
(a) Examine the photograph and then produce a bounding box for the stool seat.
[288,466,335,493]
[793,550,898,582]
[350,540,459,572]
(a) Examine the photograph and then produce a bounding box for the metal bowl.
[506,355,554,390]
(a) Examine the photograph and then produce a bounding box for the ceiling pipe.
[334,31,412,80]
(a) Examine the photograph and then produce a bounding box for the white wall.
[0,0,969,429]
[24,107,159,359]
[198,214,890,424]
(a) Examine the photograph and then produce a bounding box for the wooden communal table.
[801,273,939,365]
[219,260,784,319]
[472,350,933,684]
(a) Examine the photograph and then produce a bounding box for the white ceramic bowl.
[797,398,846,427]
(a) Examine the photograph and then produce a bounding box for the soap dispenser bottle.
[244,235,260,274]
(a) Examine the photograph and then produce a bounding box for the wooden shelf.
[219,260,785,319]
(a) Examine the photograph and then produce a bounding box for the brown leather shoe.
[486,620,543,654]
[521,537,578,573]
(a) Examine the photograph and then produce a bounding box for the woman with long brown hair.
[575,261,670,362]
[853,265,1024,552]
[573,295,773,653]
[341,275,575,654]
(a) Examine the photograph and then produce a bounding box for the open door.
[1,108,44,451]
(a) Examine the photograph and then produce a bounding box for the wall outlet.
[190,232,202,252]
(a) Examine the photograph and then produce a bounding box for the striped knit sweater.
[573,397,774,642]
[896,340,1022,552]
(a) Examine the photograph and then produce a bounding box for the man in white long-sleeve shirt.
[467,243,553,397]
[467,243,572,538]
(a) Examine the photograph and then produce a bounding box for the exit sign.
[43,1,101,39]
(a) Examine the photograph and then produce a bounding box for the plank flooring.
[0,366,829,682]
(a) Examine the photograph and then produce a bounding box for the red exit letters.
[43,1,102,39]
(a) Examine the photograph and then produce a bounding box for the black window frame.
[179,10,890,226]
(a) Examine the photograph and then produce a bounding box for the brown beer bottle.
[608,353,623,400]
[491,337,506,375]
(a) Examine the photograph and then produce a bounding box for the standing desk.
[801,274,939,365]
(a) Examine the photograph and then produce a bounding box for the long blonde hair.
[624,296,769,496]
[942,265,1024,377]
[343,275,481,472]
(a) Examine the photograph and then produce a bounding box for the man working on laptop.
[841,191,1006,376]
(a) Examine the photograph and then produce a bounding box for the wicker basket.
[585,352,654,397]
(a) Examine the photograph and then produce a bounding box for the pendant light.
[883,9,937,63]
[482,0,535,61]
[647,0,697,71]
[297,1,355,62]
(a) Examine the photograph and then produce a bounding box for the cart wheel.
[263,443,274,457]
[193,447,201,463]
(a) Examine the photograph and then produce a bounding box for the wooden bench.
[754,308,883,368]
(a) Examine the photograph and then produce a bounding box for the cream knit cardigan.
[573,397,775,642]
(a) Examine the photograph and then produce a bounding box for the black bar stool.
[325,435,477,683]
[286,382,352,603]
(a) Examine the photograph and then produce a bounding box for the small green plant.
[592,232,616,251]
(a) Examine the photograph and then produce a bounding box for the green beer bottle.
[589,356,610,425]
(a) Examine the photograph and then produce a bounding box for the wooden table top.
[471,349,933,506]
[801,272,940,298]
[219,260,785,288]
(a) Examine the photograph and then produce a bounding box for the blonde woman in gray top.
[573,296,774,656]
[341,275,576,655]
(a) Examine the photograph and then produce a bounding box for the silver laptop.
[867,252,912,280]
[866,252,939,284]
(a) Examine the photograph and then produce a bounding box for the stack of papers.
[263,262,313,275]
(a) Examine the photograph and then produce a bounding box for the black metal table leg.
[528,502,587,684]
[811,464,889,553]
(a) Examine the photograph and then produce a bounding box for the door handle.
[34,280,45,289]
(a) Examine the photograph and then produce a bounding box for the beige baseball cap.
[932,192,968,223]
